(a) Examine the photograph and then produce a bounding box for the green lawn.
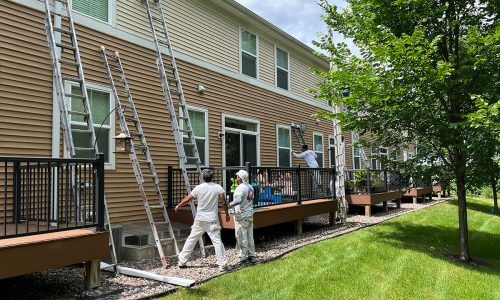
[163,197,500,299]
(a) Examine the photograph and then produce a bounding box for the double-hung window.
[241,28,257,78]
[313,133,324,167]
[277,126,291,167]
[68,84,114,167]
[182,107,208,166]
[353,148,361,169]
[371,147,379,169]
[276,47,289,90]
[73,0,112,24]
[379,147,388,169]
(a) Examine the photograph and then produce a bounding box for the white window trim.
[275,46,290,91]
[379,147,388,169]
[239,27,259,80]
[328,135,335,168]
[72,0,116,26]
[64,81,115,170]
[276,125,291,167]
[221,113,260,167]
[312,132,324,168]
[179,105,209,167]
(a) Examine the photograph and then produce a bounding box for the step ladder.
[42,0,118,272]
[291,122,307,148]
[100,47,180,267]
[143,0,205,256]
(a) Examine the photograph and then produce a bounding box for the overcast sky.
[234,0,355,54]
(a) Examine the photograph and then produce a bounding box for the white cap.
[236,170,249,183]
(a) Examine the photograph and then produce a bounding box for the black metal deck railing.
[166,165,336,208]
[1,155,105,238]
[345,169,403,194]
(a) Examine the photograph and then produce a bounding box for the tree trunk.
[456,162,470,261]
[492,176,498,215]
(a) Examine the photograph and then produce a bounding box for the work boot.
[247,256,257,264]
[178,262,187,268]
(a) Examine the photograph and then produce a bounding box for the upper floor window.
[353,147,361,169]
[276,47,289,90]
[241,28,257,78]
[313,133,324,167]
[277,126,291,167]
[73,0,112,24]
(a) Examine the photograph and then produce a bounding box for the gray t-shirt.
[230,183,254,220]
[191,182,225,222]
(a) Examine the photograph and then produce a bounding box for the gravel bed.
[1,198,448,299]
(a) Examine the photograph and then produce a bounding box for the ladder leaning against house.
[291,122,307,148]
[143,0,206,255]
[100,47,180,268]
[42,0,118,271]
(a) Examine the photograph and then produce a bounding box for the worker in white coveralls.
[293,144,321,188]
[175,169,230,272]
[228,170,257,264]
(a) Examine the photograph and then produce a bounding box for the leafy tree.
[314,0,499,261]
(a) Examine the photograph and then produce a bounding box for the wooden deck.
[0,227,108,288]
[403,187,433,204]
[169,199,338,233]
[346,190,403,217]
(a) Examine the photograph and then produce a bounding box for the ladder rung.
[155,221,170,225]
[137,159,151,164]
[59,59,78,66]
[179,129,191,133]
[151,16,163,23]
[68,110,88,117]
[171,90,182,96]
[62,76,82,83]
[148,205,164,209]
[109,66,122,72]
[65,93,85,99]
[72,128,92,134]
[158,40,170,47]
[133,144,146,148]
[74,147,94,151]
[177,116,189,120]
[142,174,157,178]
[183,142,195,147]
[130,131,143,137]
[167,78,179,83]
[159,238,173,243]
[125,116,138,122]
[56,42,75,51]
[185,156,199,161]
[53,27,72,36]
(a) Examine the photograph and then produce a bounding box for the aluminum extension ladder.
[143,0,205,255]
[42,0,118,272]
[291,122,307,148]
[100,47,180,267]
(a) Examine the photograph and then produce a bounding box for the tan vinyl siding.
[115,0,239,72]
[1,2,334,224]
[290,54,325,105]
[0,2,52,157]
[258,37,275,86]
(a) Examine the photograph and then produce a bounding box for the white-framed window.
[313,133,324,167]
[371,147,378,169]
[379,147,388,169]
[65,82,115,169]
[222,114,260,167]
[275,47,289,90]
[328,136,335,168]
[73,0,114,24]
[353,147,361,169]
[240,28,258,79]
[276,125,291,167]
[181,106,208,167]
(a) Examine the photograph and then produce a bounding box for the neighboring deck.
[0,228,108,281]
[403,187,433,204]
[169,198,338,232]
[346,190,402,217]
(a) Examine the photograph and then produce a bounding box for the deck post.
[366,169,371,194]
[295,218,303,234]
[96,154,105,232]
[296,165,302,205]
[167,166,173,208]
[413,196,417,204]
[383,201,388,211]
[396,198,401,208]
[364,205,371,217]
[384,170,388,192]
[438,191,441,200]
[329,212,335,226]
[84,259,101,290]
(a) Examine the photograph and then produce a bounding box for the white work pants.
[234,216,255,261]
[178,219,227,267]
